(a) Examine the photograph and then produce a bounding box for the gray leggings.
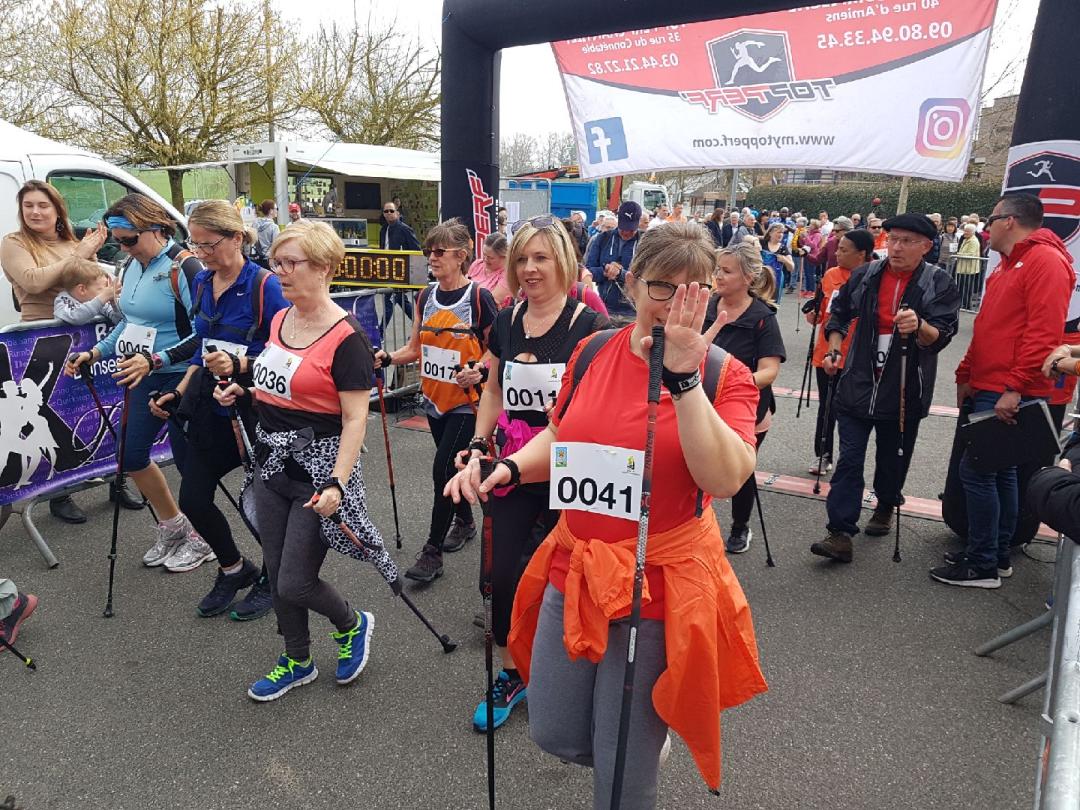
[253,470,355,661]
[528,585,668,810]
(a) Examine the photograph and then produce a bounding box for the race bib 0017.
[549,441,645,522]
[252,343,303,400]
[421,345,461,383]
[502,361,565,412]
[116,323,157,356]
[203,339,248,358]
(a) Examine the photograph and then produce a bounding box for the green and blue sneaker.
[472,670,526,732]
[332,610,374,685]
[247,654,318,702]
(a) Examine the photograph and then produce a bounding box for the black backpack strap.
[695,345,730,517]
[556,328,619,422]
[166,244,201,339]
[245,267,273,343]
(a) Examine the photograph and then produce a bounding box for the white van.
[0,119,187,326]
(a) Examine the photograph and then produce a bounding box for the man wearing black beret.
[810,212,961,563]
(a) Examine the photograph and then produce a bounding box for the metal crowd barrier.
[942,254,989,313]
[974,535,1080,808]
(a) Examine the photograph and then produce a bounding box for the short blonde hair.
[59,256,106,291]
[269,220,345,274]
[628,221,715,285]
[188,200,256,249]
[505,217,579,296]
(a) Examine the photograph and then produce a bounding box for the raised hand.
[640,282,726,373]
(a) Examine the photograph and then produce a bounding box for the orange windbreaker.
[508,508,767,791]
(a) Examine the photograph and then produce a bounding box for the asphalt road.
[0,298,1057,810]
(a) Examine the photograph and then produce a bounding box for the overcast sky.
[290,0,1038,142]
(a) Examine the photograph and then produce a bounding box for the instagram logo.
[915,98,971,159]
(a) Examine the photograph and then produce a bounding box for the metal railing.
[942,254,989,313]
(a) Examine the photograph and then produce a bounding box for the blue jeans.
[826,411,920,536]
[771,267,784,304]
[792,255,803,290]
[124,371,187,473]
[803,262,819,293]
[959,391,1020,569]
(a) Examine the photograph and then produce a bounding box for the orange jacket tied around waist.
[508,508,767,790]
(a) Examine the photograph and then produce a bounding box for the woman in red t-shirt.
[216,222,380,703]
[448,222,767,807]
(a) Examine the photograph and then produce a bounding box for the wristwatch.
[322,477,345,497]
[151,352,165,371]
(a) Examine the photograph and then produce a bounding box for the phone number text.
[586,54,679,76]
[818,21,953,48]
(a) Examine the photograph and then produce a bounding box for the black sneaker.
[230,574,274,621]
[197,560,260,617]
[405,544,443,583]
[442,517,476,553]
[110,474,146,510]
[929,561,1001,589]
[943,550,1012,579]
[49,495,86,524]
[725,525,752,554]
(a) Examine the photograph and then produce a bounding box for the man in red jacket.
[933,193,1076,588]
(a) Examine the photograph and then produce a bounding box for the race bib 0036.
[252,343,303,400]
[549,441,645,522]
[116,323,157,356]
[421,345,461,383]
[502,361,565,412]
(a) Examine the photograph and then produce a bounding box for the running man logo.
[583,118,628,164]
[1005,150,1080,244]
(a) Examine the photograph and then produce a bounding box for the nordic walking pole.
[374,373,402,549]
[72,356,158,523]
[894,307,911,564]
[104,378,132,619]
[0,636,35,669]
[813,372,837,496]
[322,506,458,653]
[478,456,497,810]
[610,325,664,810]
[752,476,775,567]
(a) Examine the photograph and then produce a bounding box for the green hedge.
[746,180,1003,220]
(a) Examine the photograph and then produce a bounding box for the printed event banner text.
[552,0,998,181]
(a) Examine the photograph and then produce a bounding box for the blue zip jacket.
[584,229,639,317]
[95,240,200,374]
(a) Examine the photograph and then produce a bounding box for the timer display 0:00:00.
[335,253,410,283]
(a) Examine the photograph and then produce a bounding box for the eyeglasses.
[269,257,311,273]
[986,214,1012,227]
[643,279,711,301]
[885,235,926,247]
[510,215,557,236]
[422,247,464,258]
[112,232,144,248]
[383,208,396,214]
[869,226,882,231]
[185,235,228,254]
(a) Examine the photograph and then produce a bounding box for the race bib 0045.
[421,345,461,383]
[549,441,645,522]
[252,343,303,400]
[116,323,157,356]
[502,361,565,412]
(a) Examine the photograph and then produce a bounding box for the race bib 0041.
[421,345,461,383]
[116,323,157,356]
[252,343,303,400]
[549,441,645,522]
[502,361,565,412]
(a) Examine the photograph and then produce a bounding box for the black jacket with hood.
[825,258,960,420]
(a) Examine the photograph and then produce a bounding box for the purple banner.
[0,294,381,506]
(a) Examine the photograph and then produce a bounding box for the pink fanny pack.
[493,412,545,497]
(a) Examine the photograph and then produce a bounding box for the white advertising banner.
[552,0,997,181]
[997,139,1080,326]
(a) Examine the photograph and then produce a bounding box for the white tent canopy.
[283,141,440,182]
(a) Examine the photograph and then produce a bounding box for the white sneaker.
[163,534,217,573]
[142,519,189,566]
[659,733,672,768]
[808,458,833,476]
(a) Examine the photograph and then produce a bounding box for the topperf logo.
[1004,150,1080,244]
[706,30,793,120]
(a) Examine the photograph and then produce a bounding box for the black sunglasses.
[986,214,1012,227]
[112,232,144,248]
[422,247,463,258]
[383,208,396,213]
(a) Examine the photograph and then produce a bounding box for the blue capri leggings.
[122,371,188,474]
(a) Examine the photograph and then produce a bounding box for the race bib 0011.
[421,345,461,383]
[252,343,303,400]
[502,361,565,412]
[203,338,248,358]
[549,441,645,522]
[116,323,157,356]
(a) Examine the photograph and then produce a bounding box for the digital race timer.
[332,249,429,289]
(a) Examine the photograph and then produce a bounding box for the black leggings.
[426,410,476,549]
[814,367,839,460]
[178,412,258,569]
[730,431,768,527]
[489,484,558,647]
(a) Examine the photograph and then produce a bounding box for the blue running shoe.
[332,611,374,685]
[247,654,318,702]
[473,670,527,732]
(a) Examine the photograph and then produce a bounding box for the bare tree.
[294,13,440,151]
[0,0,70,130]
[536,132,577,171]
[44,0,295,208]
[500,132,539,176]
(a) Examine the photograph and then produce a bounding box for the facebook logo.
[584,118,628,164]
